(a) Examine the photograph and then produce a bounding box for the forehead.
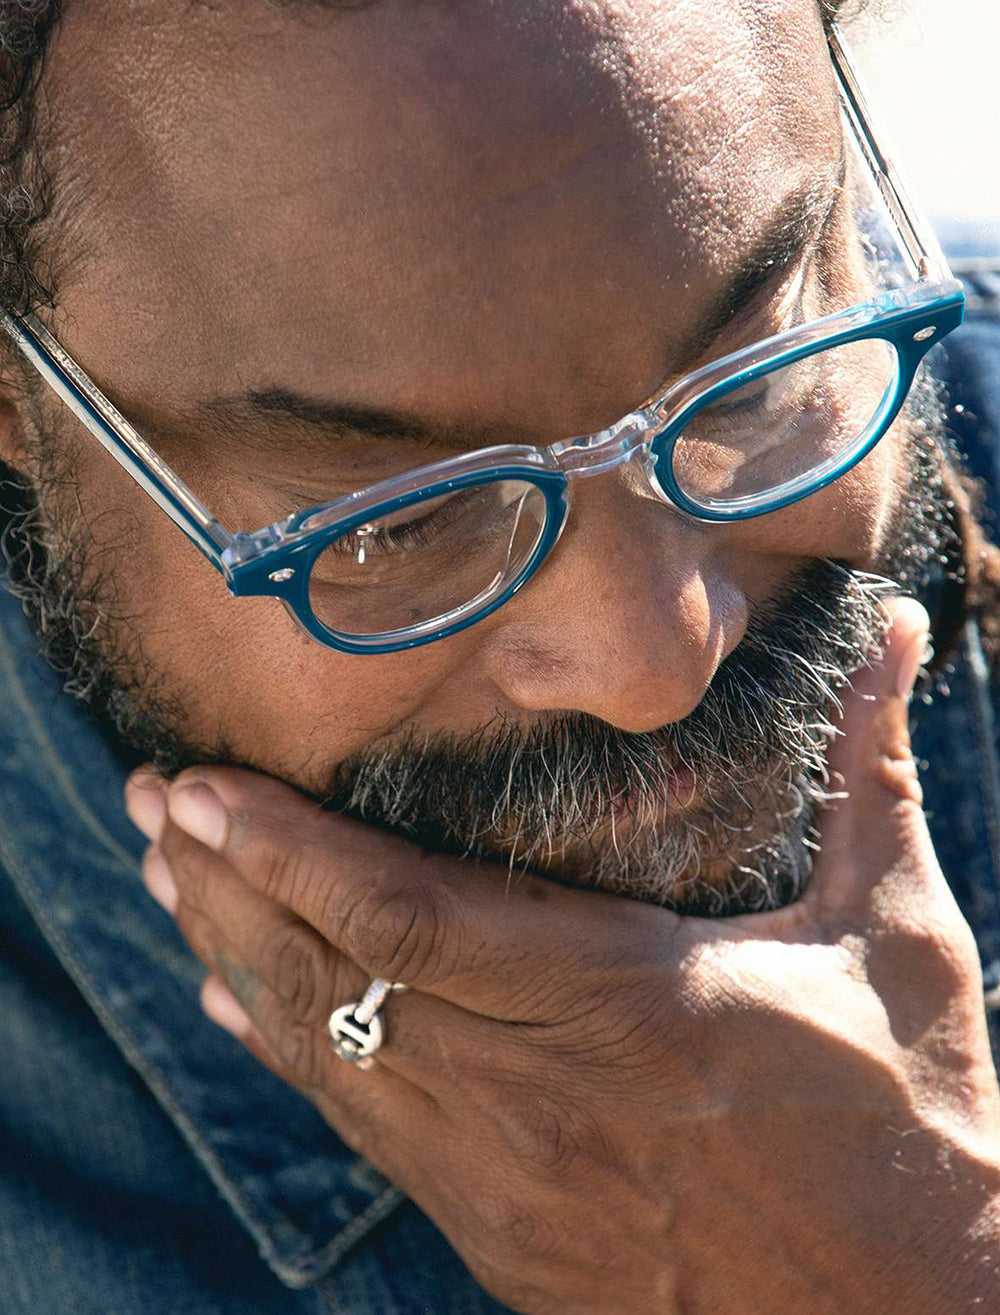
[45,0,840,436]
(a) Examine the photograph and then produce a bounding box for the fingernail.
[169,782,228,850]
[124,770,168,843]
[142,847,178,915]
[202,976,252,1038]
[896,630,930,700]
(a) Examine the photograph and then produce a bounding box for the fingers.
[809,595,946,918]
[828,594,929,805]
[127,764,676,1021]
[146,817,514,1099]
[133,801,453,1188]
[198,972,445,1200]
[143,835,370,1030]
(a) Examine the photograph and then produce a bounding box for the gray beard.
[322,559,896,914]
[0,371,958,914]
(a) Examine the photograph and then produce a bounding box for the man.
[0,0,999,1310]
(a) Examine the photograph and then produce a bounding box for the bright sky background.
[853,0,999,224]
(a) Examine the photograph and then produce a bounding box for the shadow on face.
[0,0,925,903]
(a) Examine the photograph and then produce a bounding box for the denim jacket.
[0,225,998,1314]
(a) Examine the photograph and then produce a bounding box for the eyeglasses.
[0,27,965,656]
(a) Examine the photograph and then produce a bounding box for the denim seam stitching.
[0,829,284,1260]
[0,822,405,1287]
[306,1186,408,1281]
[0,608,407,1285]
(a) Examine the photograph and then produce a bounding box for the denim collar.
[0,581,404,1289]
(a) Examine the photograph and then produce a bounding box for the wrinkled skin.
[1,0,998,1310]
[127,601,1000,1313]
[7,0,891,777]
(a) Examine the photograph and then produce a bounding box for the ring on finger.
[328,978,408,1070]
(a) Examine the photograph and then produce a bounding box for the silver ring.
[328,978,408,1070]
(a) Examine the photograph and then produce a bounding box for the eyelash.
[325,487,481,558]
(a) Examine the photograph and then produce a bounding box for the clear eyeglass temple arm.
[0,310,233,569]
[828,24,951,283]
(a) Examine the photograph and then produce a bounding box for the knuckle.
[664,948,742,1035]
[883,915,981,994]
[654,948,793,1095]
[873,750,924,806]
[677,946,767,1015]
[490,1080,594,1175]
[265,921,333,1024]
[339,878,447,983]
[478,1191,560,1261]
[264,1010,329,1091]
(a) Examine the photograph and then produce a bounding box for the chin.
[480,778,817,917]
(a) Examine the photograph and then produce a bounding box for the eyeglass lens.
[666,335,898,510]
[302,96,914,644]
[307,478,550,638]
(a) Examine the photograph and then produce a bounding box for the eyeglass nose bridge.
[549,410,658,480]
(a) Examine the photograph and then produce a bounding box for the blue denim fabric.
[0,224,998,1313]
[917,221,1000,1042]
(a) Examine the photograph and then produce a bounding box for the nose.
[480,478,749,734]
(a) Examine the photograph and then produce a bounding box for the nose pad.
[619,419,682,511]
[554,414,688,517]
[640,445,673,505]
[603,425,681,511]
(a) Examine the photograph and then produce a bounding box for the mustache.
[0,366,950,912]
[322,558,896,889]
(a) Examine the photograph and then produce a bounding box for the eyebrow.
[665,160,845,380]
[203,161,845,452]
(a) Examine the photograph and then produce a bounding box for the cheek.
[64,449,466,784]
[723,418,904,569]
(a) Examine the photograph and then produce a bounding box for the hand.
[125,599,1000,1315]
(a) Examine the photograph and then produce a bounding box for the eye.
[705,370,800,428]
[335,492,476,558]
[709,382,771,418]
[315,485,502,569]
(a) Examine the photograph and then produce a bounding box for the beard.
[0,371,959,915]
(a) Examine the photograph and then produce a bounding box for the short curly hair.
[0,0,60,318]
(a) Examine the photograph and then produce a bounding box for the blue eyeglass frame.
[0,25,967,656]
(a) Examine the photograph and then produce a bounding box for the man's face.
[3,0,950,910]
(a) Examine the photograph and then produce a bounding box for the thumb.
[809,594,936,915]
